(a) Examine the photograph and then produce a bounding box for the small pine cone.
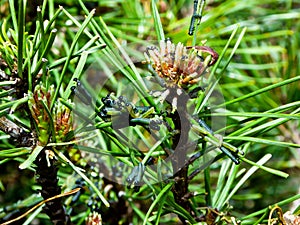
[28,83,54,145]
[53,99,73,142]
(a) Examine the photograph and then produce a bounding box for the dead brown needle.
[0,188,81,225]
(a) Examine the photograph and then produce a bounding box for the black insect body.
[99,94,162,131]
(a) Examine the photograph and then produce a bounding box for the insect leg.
[188,0,205,36]
[193,119,242,164]
[186,46,219,66]
[71,78,93,105]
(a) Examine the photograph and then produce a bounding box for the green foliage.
[0,0,299,224]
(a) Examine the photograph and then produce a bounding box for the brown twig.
[35,149,72,225]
